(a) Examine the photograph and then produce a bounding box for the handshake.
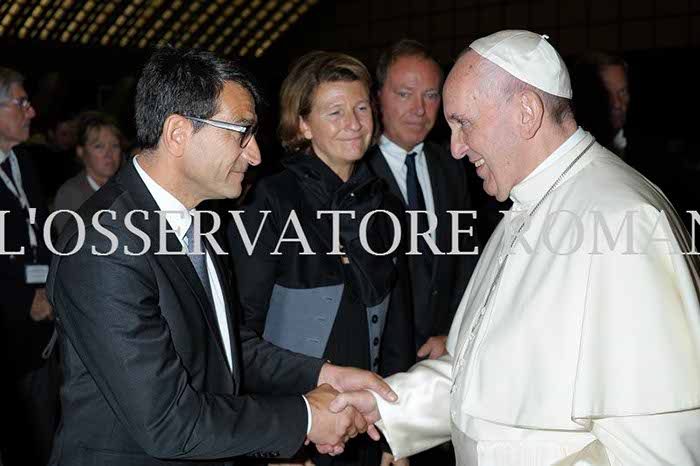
[304,364,388,455]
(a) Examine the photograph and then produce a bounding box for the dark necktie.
[405,152,426,212]
[405,152,432,259]
[186,219,214,306]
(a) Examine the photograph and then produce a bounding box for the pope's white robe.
[374,129,700,465]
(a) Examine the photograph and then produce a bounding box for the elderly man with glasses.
[0,67,59,466]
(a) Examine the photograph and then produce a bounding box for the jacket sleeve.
[49,228,308,460]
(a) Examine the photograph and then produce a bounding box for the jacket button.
[432,289,438,296]
[373,337,379,346]
[371,315,378,324]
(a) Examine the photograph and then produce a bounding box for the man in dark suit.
[0,67,59,466]
[47,46,395,466]
[367,41,479,465]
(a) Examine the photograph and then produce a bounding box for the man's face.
[599,64,629,130]
[444,53,520,202]
[0,83,35,151]
[185,82,261,200]
[299,80,373,173]
[78,126,122,183]
[379,55,442,151]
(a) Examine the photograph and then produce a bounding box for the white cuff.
[302,395,312,435]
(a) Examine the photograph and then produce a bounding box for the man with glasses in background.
[0,67,59,466]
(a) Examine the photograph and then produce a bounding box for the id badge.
[25,264,49,284]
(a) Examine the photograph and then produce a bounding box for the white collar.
[0,148,11,165]
[132,156,191,242]
[509,128,593,206]
[522,127,585,182]
[85,173,101,192]
[379,134,425,160]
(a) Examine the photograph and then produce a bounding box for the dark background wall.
[2,0,699,158]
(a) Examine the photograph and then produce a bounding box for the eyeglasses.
[185,116,257,148]
[1,97,32,110]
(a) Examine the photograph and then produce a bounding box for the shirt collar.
[379,134,425,162]
[132,156,191,242]
[85,173,100,192]
[0,149,11,165]
[509,127,590,206]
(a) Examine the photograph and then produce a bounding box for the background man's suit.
[366,141,478,375]
[47,161,325,466]
[0,146,59,466]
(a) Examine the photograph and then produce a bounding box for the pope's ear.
[160,114,191,157]
[517,89,544,140]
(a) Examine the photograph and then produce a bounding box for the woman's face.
[77,126,121,183]
[299,80,373,176]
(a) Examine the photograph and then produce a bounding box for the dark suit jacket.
[366,142,479,375]
[46,161,325,466]
[0,145,54,379]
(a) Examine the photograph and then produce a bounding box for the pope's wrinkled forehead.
[443,51,487,108]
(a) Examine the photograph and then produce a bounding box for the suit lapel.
[117,163,234,379]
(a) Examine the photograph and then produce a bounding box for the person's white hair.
[0,67,24,102]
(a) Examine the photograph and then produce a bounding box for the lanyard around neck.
[0,151,39,253]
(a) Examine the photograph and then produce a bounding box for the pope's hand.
[381,451,409,466]
[305,384,367,454]
[417,335,447,360]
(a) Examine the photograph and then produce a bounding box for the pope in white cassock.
[329,30,700,466]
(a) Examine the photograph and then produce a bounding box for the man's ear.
[160,114,191,157]
[517,89,544,140]
[299,116,313,141]
[76,145,85,160]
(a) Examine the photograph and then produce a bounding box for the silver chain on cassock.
[452,139,596,391]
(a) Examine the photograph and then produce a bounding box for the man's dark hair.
[375,39,443,90]
[135,45,262,150]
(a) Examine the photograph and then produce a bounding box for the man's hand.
[417,335,447,360]
[30,288,53,322]
[317,364,397,403]
[306,384,367,454]
[381,452,409,466]
[328,390,382,436]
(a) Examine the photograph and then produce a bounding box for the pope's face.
[379,56,442,151]
[599,64,629,130]
[444,52,520,202]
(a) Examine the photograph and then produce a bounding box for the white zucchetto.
[469,29,572,99]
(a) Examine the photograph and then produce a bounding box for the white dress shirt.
[133,157,233,371]
[379,135,436,238]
